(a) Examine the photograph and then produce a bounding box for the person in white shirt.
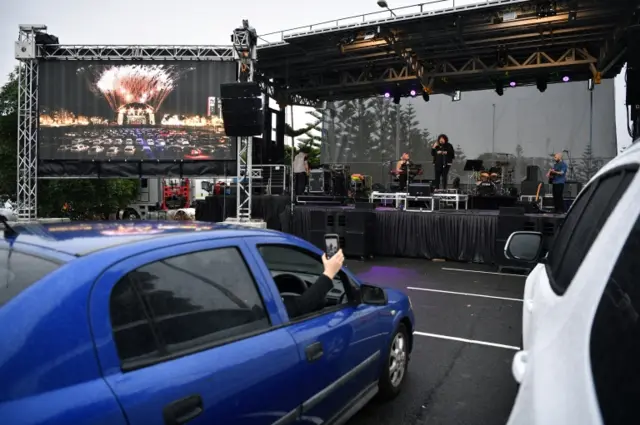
[293,150,309,196]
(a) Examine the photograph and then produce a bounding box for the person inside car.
[283,249,345,318]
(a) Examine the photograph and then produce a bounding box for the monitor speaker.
[220,82,264,137]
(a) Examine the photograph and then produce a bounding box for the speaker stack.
[220,82,264,137]
[308,209,376,259]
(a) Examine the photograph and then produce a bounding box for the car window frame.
[89,238,285,375]
[0,247,65,307]
[254,242,358,324]
[545,165,639,296]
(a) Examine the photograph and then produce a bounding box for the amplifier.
[309,169,332,194]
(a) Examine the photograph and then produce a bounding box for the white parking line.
[442,267,527,277]
[415,331,520,351]
[407,287,522,302]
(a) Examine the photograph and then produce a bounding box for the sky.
[0,0,633,153]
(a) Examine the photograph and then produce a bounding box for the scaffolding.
[13,25,242,222]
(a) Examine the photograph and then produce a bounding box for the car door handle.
[163,394,203,425]
[305,342,324,362]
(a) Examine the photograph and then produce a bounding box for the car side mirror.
[505,231,543,262]
[360,284,388,306]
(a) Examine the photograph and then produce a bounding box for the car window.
[590,213,640,425]
[547,167,637,295]
[0,250,61,307]
[258,245,350,314]
[109,247,269,366]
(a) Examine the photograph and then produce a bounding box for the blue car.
[0,221,415,425]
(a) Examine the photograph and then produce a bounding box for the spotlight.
[588,78,594,91]
[410,89,417,97]
[422,91,430,102]
[536,76,548,93]
[393,93,401,104]
[452,90,461,102]
[495,80,504,96]
[509,81,517,87]
[562,76,570,82]
[384,92,391,98]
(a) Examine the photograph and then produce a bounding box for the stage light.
[536,76,548,93]
[509,81,516,87]
[495,80,504,96]
[410,89,417,97]
[452,90,461,102]
[384,92,391,98]
[422,91,430,102]
[393,93,401,104]
[562,76,570,82]
[588,78,594,91]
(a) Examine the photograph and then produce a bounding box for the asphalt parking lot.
[347,257,525,425]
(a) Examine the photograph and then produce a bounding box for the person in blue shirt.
[547,152,568,213]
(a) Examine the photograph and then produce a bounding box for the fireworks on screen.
[88,64,189,112]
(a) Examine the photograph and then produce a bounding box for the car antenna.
[0,215,18,238]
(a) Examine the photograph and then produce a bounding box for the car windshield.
[0,249,61,307]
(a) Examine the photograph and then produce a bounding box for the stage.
[195,194,564,265]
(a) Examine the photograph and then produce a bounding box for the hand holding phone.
[324,234,340,259]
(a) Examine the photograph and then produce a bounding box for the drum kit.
[472,156,515,196]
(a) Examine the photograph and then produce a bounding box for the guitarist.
[547,152,568,213]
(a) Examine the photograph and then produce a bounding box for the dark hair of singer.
[437,134,449,143]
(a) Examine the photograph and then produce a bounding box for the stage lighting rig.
[495,80,504,96]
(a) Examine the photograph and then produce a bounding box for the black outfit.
[294,172,307,196]
[432,142,455,189]
[552,183,565,213]
[398,160,410,191]
[282,274,333,318]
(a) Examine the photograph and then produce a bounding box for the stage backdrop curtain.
[281,206,496,263]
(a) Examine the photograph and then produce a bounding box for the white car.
[88,146,104,154]
[124,146,136,155]
[106,147,120,157]
[505,142,640,425]
[70,144,89,152]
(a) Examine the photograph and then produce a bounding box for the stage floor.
[195,195,564,264]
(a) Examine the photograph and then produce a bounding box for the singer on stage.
[548,152,568,213]
[396,153,411,191]
[432,134,455,189]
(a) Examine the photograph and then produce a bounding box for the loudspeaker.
[344,210,376,258]
[563,181,582,198]
[220,82,263,137]
[525,165,542,182]
[408,183,431,197]
[627,26,640,105]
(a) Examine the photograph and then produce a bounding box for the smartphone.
[324,233,340,258]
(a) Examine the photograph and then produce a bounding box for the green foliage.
[0,69,19,195]
[0,66,140,218]
[38,179,139,219]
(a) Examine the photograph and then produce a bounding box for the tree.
[0,68,19,195]
[451,144,467,178]
[575,144,599,183]
[0,66,140,218]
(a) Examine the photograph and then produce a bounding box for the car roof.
[0,221,281,258]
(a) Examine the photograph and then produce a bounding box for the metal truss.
[39,45,235,61]
[288,47,598,96]
[257,76,319,107]
[16,27,39,221]
[382,31,434,93]
[232,22,258,221]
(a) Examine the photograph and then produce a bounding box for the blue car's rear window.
[0,249,61,307]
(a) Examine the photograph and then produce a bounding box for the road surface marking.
[441,267,526,277]
[407,287,522,302]
[415,331,520,351]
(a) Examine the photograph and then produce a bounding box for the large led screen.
[39,61,236,162]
